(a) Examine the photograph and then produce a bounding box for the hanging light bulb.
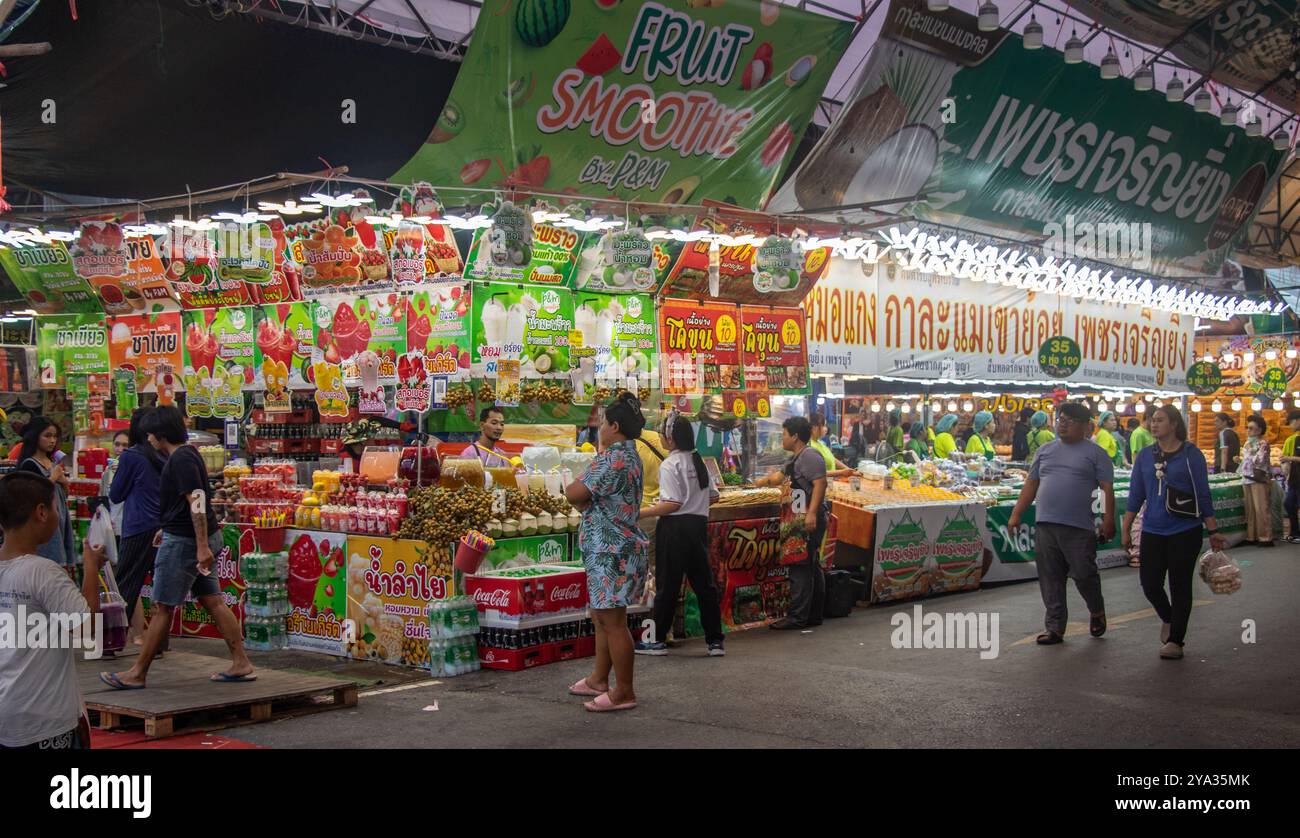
[1220,99,1239,127]
[1135,401,1147,413]
[1212,400,1223,412]
[1243,351,1255,364]
[901,402,913,414]
[1223,352,1236,365]
[1144,393,1155,402]
[926,0,949,11]
[1202,353,1215,363]
[1274,399,1285,411]
[1064,31,1085,64]
[885,401,897,412]
[1023,15,1043,49]
[1246,117,1263,137]
[1191,401,1203,413]
[870,402,881,413]
[1098,402,1109,413]
[1294,398,1300,409]
[1274,128,1291,151]
[1100,49,1121,80]
[1266,349,1278,360]
[947,401,959,413]
[1166,75,1185,102]
[1134,64,1155,91]
[963,400,975,412]
[1154,399,1164,408]
[1231,398,1243,411]
[1251,399,1262,411]
[977,1,1000,32]
[1193,89,1212,112]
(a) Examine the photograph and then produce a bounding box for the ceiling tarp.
[0,0,457,197]
[768,0,1287,277]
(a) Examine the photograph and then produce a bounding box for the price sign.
[1186,361,1223,397]
[716,314,737,344]
[1038,336,1082,379]
[732,397,747,418]
[756,396,771,418]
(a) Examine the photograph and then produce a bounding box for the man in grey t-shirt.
[1008,402,1116,644]
[757,416,828,629]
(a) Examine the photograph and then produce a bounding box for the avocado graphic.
[499,72,537,110]
[661,175,702,205]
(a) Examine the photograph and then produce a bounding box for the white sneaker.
[1159,641,1184,659]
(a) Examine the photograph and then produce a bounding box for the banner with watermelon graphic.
[406,282,472,382]
[254,303,316,390]
[285,529,349,657]
[163,228,252,309]
[392,0,853,208]
[311,293,407,387]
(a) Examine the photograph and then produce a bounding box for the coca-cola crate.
[286,438,319,455]
[479,642,553,671]
[463,566,587,623]
[251,438,286,455]
[320,438,344,455]
[478,638,592,671]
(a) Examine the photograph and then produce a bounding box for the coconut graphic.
[793,85,909,209]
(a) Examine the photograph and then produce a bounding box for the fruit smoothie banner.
[163,228,252,309]
[346,536,453,669]
[106,311,185,395]
[661,201,831,305]
[472,283,574,380]
[287,199,391,297]
[406,283,472,382]
[392,0,852,209]
[464,214,585,286]
[183,308,256,386]
[572,291,656,402]
[72,222,175,315]
[285,529,349,657]
[385,182,464,277]
[175,524,247,640]
[312,293,407,387]
[36,315,109,388]
[254,303,316,390]
[657,298,741,394]
[0,243,100,314]
[219,220,303,305]
[739,305,808,394]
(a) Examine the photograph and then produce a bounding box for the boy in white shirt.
[0,472,103,749]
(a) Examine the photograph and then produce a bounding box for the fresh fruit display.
[399,485,496,547]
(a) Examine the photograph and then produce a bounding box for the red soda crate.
[463,566,588,623]
[478,643,553,671]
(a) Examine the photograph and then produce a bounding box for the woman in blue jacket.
[1122,405,1227,660]
[109,408,166,642]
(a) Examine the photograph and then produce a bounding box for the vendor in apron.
[966,410,997,460]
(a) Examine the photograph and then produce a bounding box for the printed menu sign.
[740,305,809,393]
[106,311,185,394]
[657,299,740,394]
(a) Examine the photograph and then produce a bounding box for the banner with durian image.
[392,0,853,209]
[767,0,1285,277]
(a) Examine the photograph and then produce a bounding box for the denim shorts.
[152,531,223,607]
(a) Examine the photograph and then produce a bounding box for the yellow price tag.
[569,330,584,349]
[757,397,770,418]
[716,314,736,344]
[732,398,747,418]
[781,319,801,346]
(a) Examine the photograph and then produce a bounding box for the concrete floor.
[175,545,1300,748]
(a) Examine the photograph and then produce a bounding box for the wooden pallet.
[79,651,358,739]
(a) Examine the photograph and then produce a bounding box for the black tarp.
[1,0,456,197]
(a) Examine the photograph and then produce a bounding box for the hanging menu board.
[739,305,810,394]
[657,299,740,395]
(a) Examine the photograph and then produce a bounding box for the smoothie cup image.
[185,322,218,374]
[331,301,361,357]
[574,302,599,346]
[99,284,127,312]
[480,296,508,346]
[287,533,325,611]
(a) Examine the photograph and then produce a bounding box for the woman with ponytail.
[636,410,724,657]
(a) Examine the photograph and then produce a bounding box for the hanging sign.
[1038,336,1083,380]
[0,243,100,313]
[496,358,521,407]
[739,305,809,393]
[164,228,252,309]
[657,299,741,394]
[254,303,315,391]
[262,359,293,414]
[1185,361,1223,397]
[752,236,802,295]
[113,369,138,419]
[406,284,472,381]
[312,361,350,418]
[395,353,432,413]
[106,310,184,395]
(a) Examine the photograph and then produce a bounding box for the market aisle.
[212,547,1300,749]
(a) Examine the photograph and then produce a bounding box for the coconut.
[793,86,907,210]
[487,518,503,539]
[841,125,939,211]
[519,512,538,537]
[536,511,553,534]
[503,518,519,537]
[568,510,581,531]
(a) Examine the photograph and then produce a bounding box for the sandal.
[584,692,637,712]
[1128,556,1141,568]
[1090,613,1107,638]
[568,677,604,697]
[1035,632,1064,645]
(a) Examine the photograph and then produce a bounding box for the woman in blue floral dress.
[564,392,648,712]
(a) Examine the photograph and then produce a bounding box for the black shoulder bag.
[1156,445,1199,520]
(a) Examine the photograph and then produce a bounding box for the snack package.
[1198,549,1242,595]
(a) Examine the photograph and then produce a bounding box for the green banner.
[394,0,853,207]
[36,314,109,388]
[0,244,100,314]
[770,0,1285,276]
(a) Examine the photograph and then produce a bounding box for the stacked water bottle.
[241,551,290,651]
[429,596,480,677]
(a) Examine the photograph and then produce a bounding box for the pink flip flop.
[584,692,637,712]
[568,678,604,697]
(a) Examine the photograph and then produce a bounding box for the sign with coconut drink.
[392,0,852,209]
[572,291,657,404]
[465,200,584,286]
[768,0,1285,276]
[471,282,574,381]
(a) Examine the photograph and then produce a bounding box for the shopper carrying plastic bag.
[1122,406,1226,660]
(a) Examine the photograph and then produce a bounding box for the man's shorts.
[151,531,223,607]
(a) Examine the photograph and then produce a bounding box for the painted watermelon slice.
[577,33,621,76]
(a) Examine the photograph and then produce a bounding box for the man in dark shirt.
[103,407,254,690]
[1213,413,1241,473]
[1011,407,1034,462]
